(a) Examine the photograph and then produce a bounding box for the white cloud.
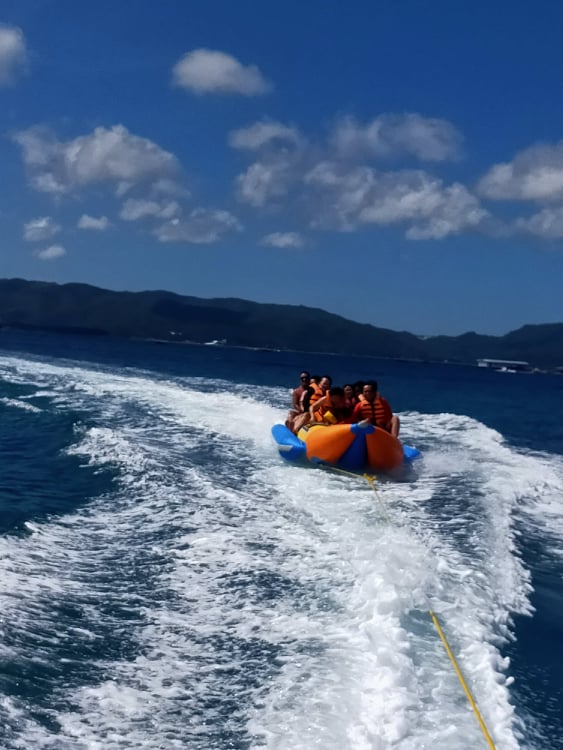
[479,142,563,202]
[330,113,462,162]
[224,110,489,241]
[172,49,271,95]
[515,207,563,239]
[236,160,295,207]
[261,232,305,248]
[23,216,61,242]
[404,183,486,239]
[151,177,190,198]
[155,208,241,244]
[77,214,111,231]
[13,124,181,195]
[305,162,486,238]
[304,161,378,230]
[120,198,180,221]
[231,111,471,236]
[229,121,301,151]
[34,244,66,260]
[0,24,28,86]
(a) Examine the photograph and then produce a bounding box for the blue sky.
[1,0,563,335]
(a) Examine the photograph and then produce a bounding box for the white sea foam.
[0,396,42,413]
[0,353,559,748]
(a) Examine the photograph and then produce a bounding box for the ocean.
[0,329,562,750]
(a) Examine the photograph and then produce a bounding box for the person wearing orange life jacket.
[291,375,332,433]
[310,386,353,424]
[352,380,400,438]
[301,374,331,412]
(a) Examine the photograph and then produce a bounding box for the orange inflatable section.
[366,428,405,471]
[304,424,356,464]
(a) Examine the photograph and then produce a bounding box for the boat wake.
[0,353,561,749]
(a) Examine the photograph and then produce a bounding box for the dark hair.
[364,380,378,391]
[321,375,333,385]
[353,380,365,393]
[311,374,321,383]
[300,371,310,378]
[343,383,354,391]
[329,386,345,398]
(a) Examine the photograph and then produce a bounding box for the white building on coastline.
[477,358,530,372]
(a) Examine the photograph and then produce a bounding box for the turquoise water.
[0,330,562,749]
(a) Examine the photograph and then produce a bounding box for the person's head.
[299,371,311,386]
[311,374,321,384]
[343,384,355,400]
[362,380,378,402]
[353,380,365,396]
[320,375,332,391]
[329,386,346,408]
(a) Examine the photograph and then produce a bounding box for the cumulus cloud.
[77,214,110,230]
[304,162,377,230]
[0,24,28,85]
[155,208,241,244]
[305,162,487,238]
[479,141,563,202]
[172,49,271,95]
[515,207,563,239]
[330,113,463,162]
[261,232,305,248]
[229,121,302,151]
[23,216,61,242]
[229,110,481,240]
[151,177,190,198]
[236,160,297,207]
[120,198,180,221]
[34,244,66,260]
[13,124,181,196]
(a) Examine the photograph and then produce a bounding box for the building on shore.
[477,358,531,372]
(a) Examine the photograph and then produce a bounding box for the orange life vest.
[308,382,324,405]
[355,396,392,429]
[312,392,332,421]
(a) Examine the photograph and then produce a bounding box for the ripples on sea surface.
[0,330,562,749]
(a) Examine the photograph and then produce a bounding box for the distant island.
[1,278,562,370]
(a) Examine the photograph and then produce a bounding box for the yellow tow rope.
[428,609,497,749]
[321,464,498,750]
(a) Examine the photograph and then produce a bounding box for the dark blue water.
[0,329,562,749]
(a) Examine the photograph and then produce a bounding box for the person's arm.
[292,387,302,411]
[310,394,329,420]
[300,387,312,412]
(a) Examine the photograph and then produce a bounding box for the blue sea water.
[0,329,562,750]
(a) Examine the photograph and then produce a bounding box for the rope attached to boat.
[428,609,497,749]
[321,464,498,750]
[323,464,391,522]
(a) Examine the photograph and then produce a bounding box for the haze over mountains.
[1,278,562,368]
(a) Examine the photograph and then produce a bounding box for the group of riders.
[286,371,400,438]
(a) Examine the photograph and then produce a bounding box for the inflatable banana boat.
[272,421,420,473]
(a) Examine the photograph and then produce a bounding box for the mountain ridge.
[1,278,562,368]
